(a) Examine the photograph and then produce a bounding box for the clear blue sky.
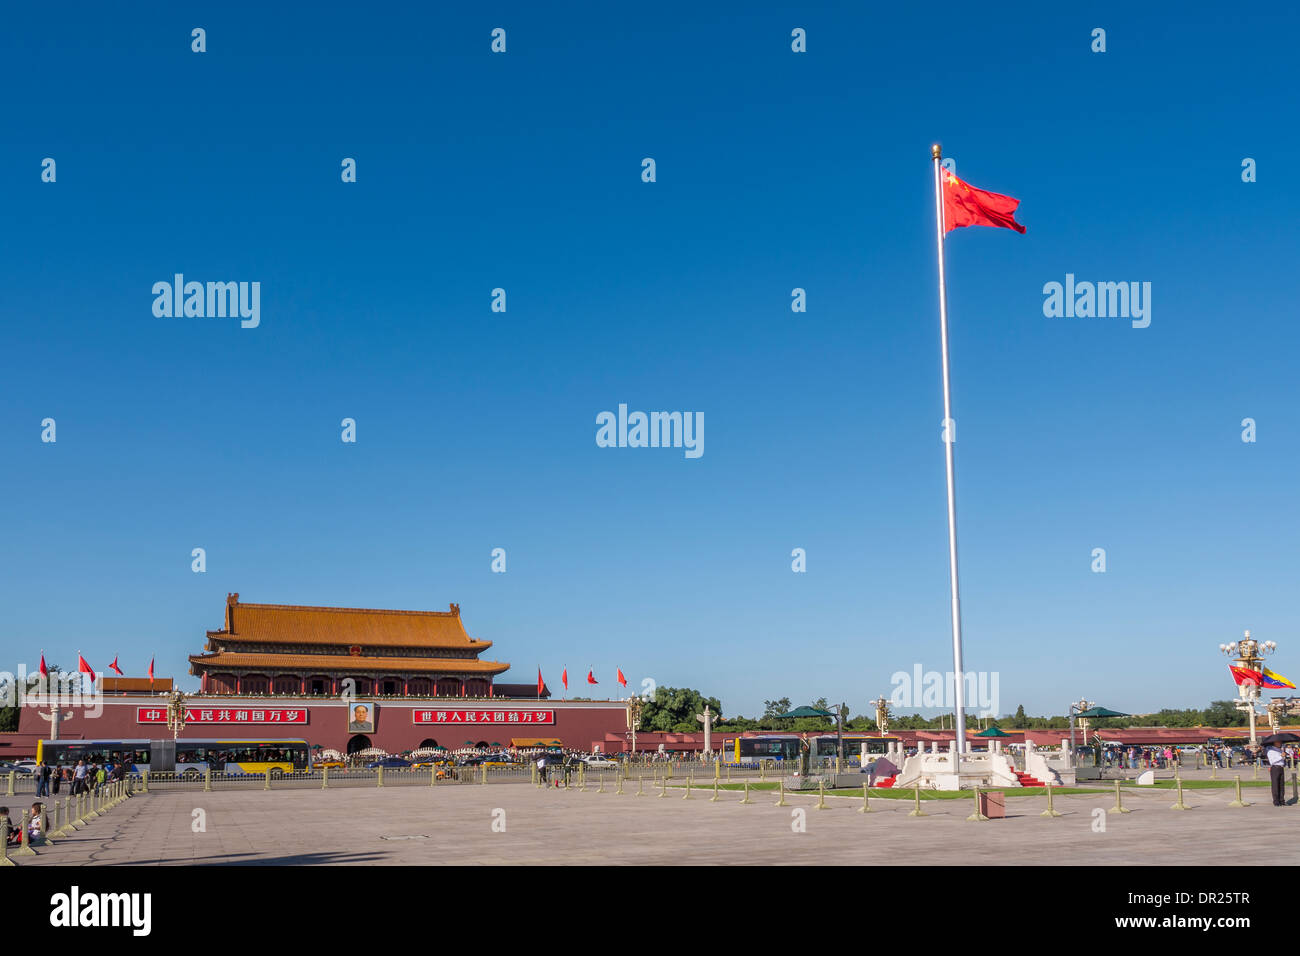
[2,2,1297,720]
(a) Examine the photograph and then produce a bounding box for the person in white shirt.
[1266,743,1286,806]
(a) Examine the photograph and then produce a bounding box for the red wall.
[6,696,629,756]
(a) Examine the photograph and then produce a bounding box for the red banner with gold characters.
[412,709,554,725]
[137,707,308,724]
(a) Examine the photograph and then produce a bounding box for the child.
[27,802,44,844]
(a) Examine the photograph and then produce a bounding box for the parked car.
[365,757,412,769]
[311,760,346,770]
[582,755,618,769]
[0,762,33,774]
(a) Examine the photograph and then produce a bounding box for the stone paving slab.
[13,783,1300,866]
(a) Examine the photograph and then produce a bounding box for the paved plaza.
[13,778,1300,866]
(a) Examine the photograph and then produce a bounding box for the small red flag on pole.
[537,667,544,698]
[109,656,124,676]
[39,652,48,679]
[561,668,568,692]
[148,657,155,687]
[77,653,96,684]
[616,668,627,688]
[586,670,598,685]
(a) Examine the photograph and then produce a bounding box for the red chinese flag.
[78,654,96,683]
[537,667,544,696]
[616,668,627,687]
[1229,664,1263,687]
[148,657,155,686]
[587,670,598,685]
[109,656,124,676]
[39,653,48,678]
[943,168,1026,234]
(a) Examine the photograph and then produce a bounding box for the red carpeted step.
[1013,771,1048,787]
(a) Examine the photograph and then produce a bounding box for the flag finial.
[931,144,942,160]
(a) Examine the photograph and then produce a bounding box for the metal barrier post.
[635,776,644,797]
[40,803,54,844]
[579,764,586,792]
[1228,775,1250,808]
[967,785,989,822]
[1109,778,1131,813]
[1170,778,1189,810]
[714,761,720,782]
[858,783,873,813]
[660,775,669,798]
[615,773,625,795]
[480,765,487,786]
[0,817,12,866]
[683,774,693,799]
[1041,784,1061,817]
[1210,761,1217,780]
[739,781,752,804]
[907,783,927,817]
[597,772,606,794]
[264,770,271,791]
[710,779,720,802]
[1253,761,1259,781]
[377,766,384,788]
[52,798,67,837]
[428,766,435,788]
[86,786,99,819]
[5,771,12,797]
[141,769,149,793]
[815,780,829,810]
[532,764,539,787]
[204,768,212,792]
[14,810,36,857]
[323,766,330,790]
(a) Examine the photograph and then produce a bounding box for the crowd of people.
[1093,743,1300,770]
[29,758,128,798]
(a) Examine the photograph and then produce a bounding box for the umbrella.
[1074,706,1129,718]
[974,726,1010,737]
[777,706,836,719]
[1261,733,1300,747]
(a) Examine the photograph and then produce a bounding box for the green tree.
[639,687,722,733]
[1011,704,1028,729]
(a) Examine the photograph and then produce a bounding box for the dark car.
[365,757,412,769]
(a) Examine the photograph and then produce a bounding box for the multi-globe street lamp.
[1219,630,1277,746]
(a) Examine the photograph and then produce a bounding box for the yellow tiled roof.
[188,651,510,676]
[212,596,493,651]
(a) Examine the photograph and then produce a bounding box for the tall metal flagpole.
[931,144,968,756]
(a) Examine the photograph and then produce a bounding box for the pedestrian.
[35,760,49,798]
[72,759,87,795]
[52,766,62,795]
[1267,742,1286,806]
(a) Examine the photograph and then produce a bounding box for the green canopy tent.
[974,726,1010,737]
[1070,706,1129,758]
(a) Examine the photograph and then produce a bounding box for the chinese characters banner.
[412,710,554,725]
[136,707,308,724]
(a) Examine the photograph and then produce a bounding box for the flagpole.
[932,144,968,757]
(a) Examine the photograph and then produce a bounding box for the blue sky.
[2,2,1297,719]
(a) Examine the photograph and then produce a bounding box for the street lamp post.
[1068,698,1094,760]
[1220,631,1277,747]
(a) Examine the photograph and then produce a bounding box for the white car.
[14,760,37,773]
[582,755,618,769]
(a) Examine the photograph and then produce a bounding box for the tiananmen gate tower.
[188,593,511,698]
